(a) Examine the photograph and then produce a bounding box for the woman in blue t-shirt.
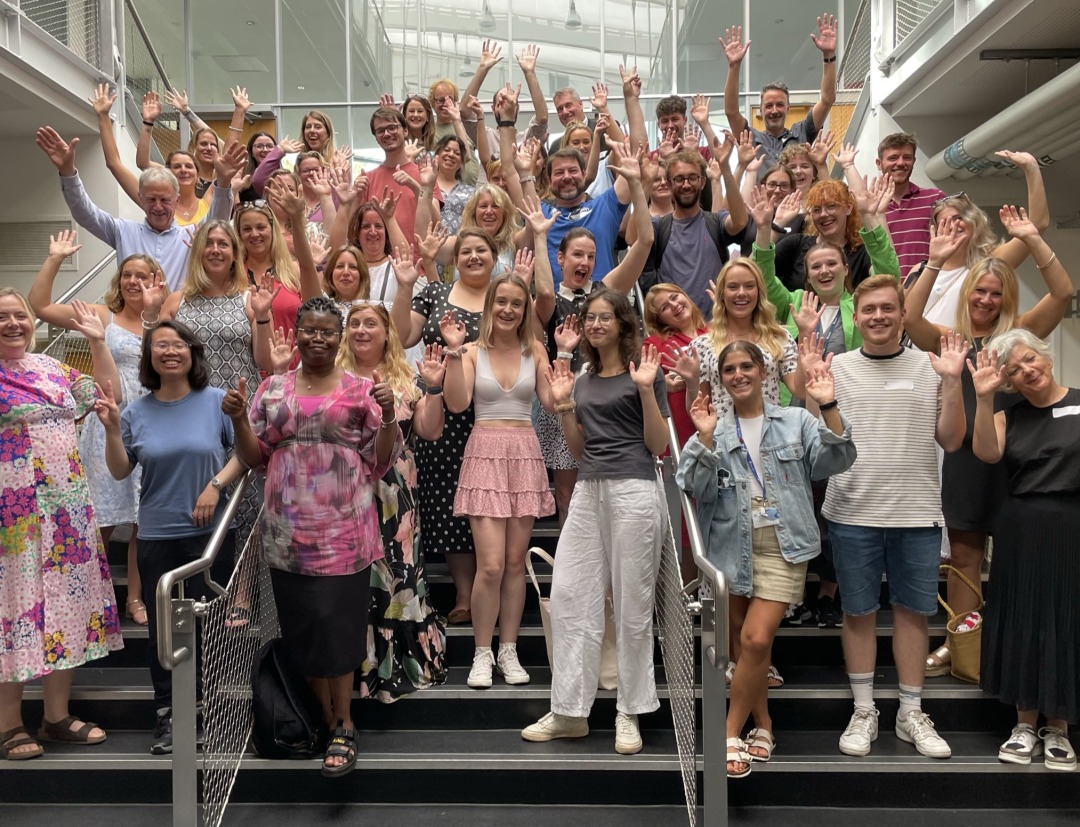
[98,320,239,757]
[521,287,669,757]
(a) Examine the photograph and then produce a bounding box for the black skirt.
[981,494,1080,723]
[270,566,372,679]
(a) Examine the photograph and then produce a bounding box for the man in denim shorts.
[820,275,966,759]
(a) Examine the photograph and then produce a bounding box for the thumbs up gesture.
[370,369,396,424]
[222,377,249,420]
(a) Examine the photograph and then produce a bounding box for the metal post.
[170,597,199,827]
[701,594,728,825]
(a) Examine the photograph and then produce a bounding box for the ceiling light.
[479,0,496,32]
[565,0,582,29]
[459,58,474,79]
[246,20,256,26]
[297,85,305,90]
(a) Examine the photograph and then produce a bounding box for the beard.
[673,187,701,208]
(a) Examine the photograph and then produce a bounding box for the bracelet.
[140,310,159,329]
[818,399,838,411]
[380,415,398,429]
[445,347,464,359]
[228,126,243,133]
[256,317,271,325]
[519,175,536,184]
[823,55,837,63]
[554,400,577,414]
[1036,252,1057,270]
[923,264,942,272]
[425,385,443,395]
[142,120,155,128]
[183,109,197,122]
[496,119,516,128]
[556,351,574,361]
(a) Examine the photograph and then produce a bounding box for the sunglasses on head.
[932,191,968,208]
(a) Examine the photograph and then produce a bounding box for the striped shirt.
[886,182,947,275]
[821,348,944,527]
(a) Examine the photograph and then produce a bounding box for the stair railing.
[156,470,254,827]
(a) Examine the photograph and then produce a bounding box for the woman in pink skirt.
[443,271,557,689]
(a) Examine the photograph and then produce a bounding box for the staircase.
[2,516,1078,824]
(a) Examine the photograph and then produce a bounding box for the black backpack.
[250,639,326,759]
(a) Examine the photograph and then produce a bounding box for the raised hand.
[711,129,736,166]
[706,156,723,183]
[516,44,540,74]
[748,185,775,228]
[378,187,401,220]
[864,175,895,216]
[593,112,612,139]
[309,235,330,268]
[479,38,504,71]
[929,331,969,379]
[516,194,557,237]
[94,380,121,429]
[308,166,333,199]
[248,273,280,318]
[416,154,436,188]
[688,388,717,439]
[928,218,965,267]
[804,361,837,406]
[333,145,353,167]
[266,176,304,218]
[138,270,167,315]
[221,377,248,420]
[329,164,355,202]
[774,190,803,228]
[403,137,423,163]
[811,14,839,55]
[798,329,827,374]
[370,369,397,421]
[71,299,105,341]
[966,347,1006,398]
[392,166,421,195]
[413,223,448,262]
[89,83,116,117]
[808,129,834,167]
[164,88,190,115]
[416,343,448,388]
[49,229,82,259]
[512,247,535,286]
[691,94,712,126]
[269,325,297,374]
[379,93,396,109]
[438,310,467,349]
[465,95,485,123]
[393,244,423,285]
[230,86,252,113]
[833,142,858,170]
[618,64,641,99]
[999,204,1040,241]
[494,82,521,122]
[720,26,751,66]
[36,126,79,173]
[672,345,701,383]
[735,130,759,168]
[683,122,703,148]
[141,91,162,123]
[606,141,642,181]
[554,314,582,352]
[513,137,538,175]
[590,82,609,112]
[993,149,1039,172]
[213,141,247,184]
[278,135,304,154]
[792,291,826,336]
[546,358,576,404]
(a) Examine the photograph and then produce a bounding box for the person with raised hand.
[28,230,167,628]
[965,330,1080,770]
[678,340,855,777]
[99,319,239,756]
[233,296,401,777]
[521,289,669,757]
[479,44,550,164]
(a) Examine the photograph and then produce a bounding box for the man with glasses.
[643,149,748,316]
[366,107,420,245]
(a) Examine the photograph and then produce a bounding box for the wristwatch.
[209,477,224,492]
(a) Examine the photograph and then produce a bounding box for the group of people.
[1,13,1077,785]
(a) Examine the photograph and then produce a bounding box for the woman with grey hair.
[968,327,1079,771]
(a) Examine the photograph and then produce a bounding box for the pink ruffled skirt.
[454,425,556,518]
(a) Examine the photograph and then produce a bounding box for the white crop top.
[473,347,535,422]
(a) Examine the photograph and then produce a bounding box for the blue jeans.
[826,522,941,616]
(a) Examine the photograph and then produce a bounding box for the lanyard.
[816,307,842,354]
[734,413,766,502]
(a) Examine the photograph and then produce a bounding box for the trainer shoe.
[815,596,843,629]
[838,707,879,756]
[780,602,813,627]
[467,648,494,689]
[151,707,173,756]
[495,643,531,685]
[615,712,643,755]
[895,710,952,758]
[521,712,589,742]
[998,723,1043,765]
[1039,726,1077,772]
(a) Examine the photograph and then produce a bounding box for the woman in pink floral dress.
[0,289,123,760]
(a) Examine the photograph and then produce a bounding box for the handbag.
[250,638,327,759]
[937,564,984,684]
[526,547,618,691]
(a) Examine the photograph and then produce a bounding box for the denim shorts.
[826,522,942,616]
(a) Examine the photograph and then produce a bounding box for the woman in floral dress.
[1,290,123,760]
[336,303,447,701]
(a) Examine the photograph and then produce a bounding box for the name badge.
[752,505,780,528]
[883,379,914,391]
[1053,405,1080,419]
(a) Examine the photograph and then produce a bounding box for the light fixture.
[479,0,496,32]
[459,58,474,78]
[565,0,582,29]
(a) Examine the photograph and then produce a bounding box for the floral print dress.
[0,354,123,682]
[359,389,447,702]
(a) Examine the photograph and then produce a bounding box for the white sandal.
[745,727,775,762]
[767,665,784,688]
[726,737,752,778]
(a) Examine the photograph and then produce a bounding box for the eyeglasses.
[670,175,702,186]
[297,328,341,340]
[809,203,842,217]
[151,341,191,353]
[584,313,616,326]
[373,124,401,136]
[765,182,792,192]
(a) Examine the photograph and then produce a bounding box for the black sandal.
[321,722,358,778]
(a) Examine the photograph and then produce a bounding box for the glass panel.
[351,0,396,101]
[190,0,277,106]
[676,0,740,95]
[350,104,386,168]
[601,0,671,97]
[747,1,837,93]
[280,0,347,104]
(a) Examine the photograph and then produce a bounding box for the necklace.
[298,368,335,391]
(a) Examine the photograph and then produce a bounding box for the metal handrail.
[123,0,175,92]
[33,250,118,332]
[156,471,254,670]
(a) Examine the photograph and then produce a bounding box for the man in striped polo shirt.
[875,133,946,277]
[820,274,966,761]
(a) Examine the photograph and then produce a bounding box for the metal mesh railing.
[655,470,698,827]
[20,0,101,67]
[894,0,946,45]
[122,0,181,162]
[200,519,280,827]
[839,0,872,91]
[40,327,94,374]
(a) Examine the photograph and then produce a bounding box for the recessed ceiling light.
[246,20,256,26]
[297,85,305,90]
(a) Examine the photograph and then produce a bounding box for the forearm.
[390,294,419,348]
[722,166,748,231]
[754,243,795,324]
[231,416,263,469]
[104,426,135,479]
[375,418,400,466]
[209,183,234,221]
[560,412,585,460]
[415,186,435,239]
[88,338,122,405]
[902,263,945,352]
[386,214,410,258]
[1024,164,1050,231]
[712,174,725,212]
[442,354,471,414]
[936,378,966,452]
[412,393,445,441]
[724,65,748,133]
[859,225,901,279]
[474,121,491,168]
[250,147,284,195]
[640,389,670,456]
[584,138,601,187]
[135,121,158,170]
[252,320,272,372]
[98,113,141,204]
[328,198,355,250]
[214,455,248,486]
[820,406,844,436]
[971,399,1003,463]
[318,194,337,231]
[524,71,548,127]
[290,215,321,300]
[532,229,556,321]
[624,96,646,152]
[28,256,72,326]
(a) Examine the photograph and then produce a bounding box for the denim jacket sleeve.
[798,409,858,481]
[676,434,723,501]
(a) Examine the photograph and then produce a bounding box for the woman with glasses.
[98,320,239,756]
[521,287,669,756]
[233,297,401,777]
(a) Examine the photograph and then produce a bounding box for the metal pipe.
[156,471,253,669]
[123,0,173,90]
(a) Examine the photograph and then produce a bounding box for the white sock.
[848,671,875,710]
[898,683,922,720]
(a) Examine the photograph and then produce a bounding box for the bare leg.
[893,607,929,689]
[125,526,147,624]
[0,683,39,758]
[307,677,333,727]
[41,670,105,740]
[728,595,749,665]
[470,516,508,649]
[680,545,698,588]
[446,553,477,615]
[933,529,986,663]
[728,598,788,755]
[553,469,577,526]
[841,611,878,675]
[496,516,534,645]
[323,673,356,769]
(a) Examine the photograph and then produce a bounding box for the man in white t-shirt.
[821,274,966,760]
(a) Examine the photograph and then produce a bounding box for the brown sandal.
[1,726,44,760]
[37,715,107,744]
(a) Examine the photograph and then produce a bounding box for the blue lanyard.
[816,307,843,355]
[734,413,766,502]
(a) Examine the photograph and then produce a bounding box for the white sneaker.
[895,710,951,758]
[838,707,879,756]
[1039,726,1077,772]
[521,712,589,742]
[998,723,1043,765]
[495,644,531,685]
[467,648,494,688]
[615,712,642,755]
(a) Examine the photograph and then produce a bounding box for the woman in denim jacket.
[677,340,856,778]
